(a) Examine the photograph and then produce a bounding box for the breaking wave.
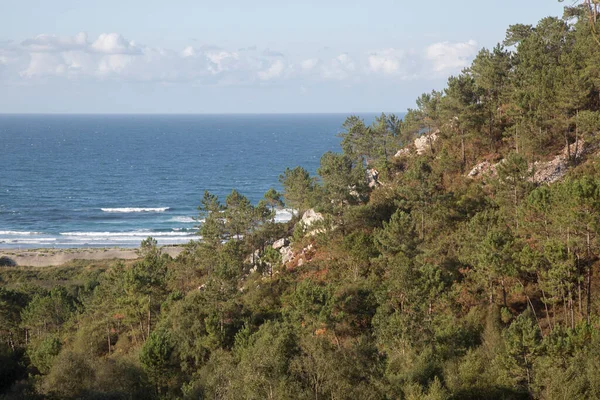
[100,207,171,213]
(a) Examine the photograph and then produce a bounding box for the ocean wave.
[1,238,57,244]
[100,207,171,213]
[169,216,196,223]
[0,231,43,235]
[60,231,193,237]
[274,209,295,223]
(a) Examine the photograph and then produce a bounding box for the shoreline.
[0,246,185,267]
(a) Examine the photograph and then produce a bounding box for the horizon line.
[0,111,407,116]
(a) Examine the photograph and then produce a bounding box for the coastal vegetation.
[3,4,600,399]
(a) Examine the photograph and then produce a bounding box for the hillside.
[2,5,600,400]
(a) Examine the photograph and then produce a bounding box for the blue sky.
[0,0,566,113]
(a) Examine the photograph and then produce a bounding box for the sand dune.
[0,246,184,267]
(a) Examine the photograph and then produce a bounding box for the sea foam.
[0,231,42,235]
[169,216,196,223]
[274,209,295,223]
[101,207,171,213]
[60,231,192,237]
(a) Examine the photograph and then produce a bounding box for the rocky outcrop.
[414,131,438,155]
[272,238,290,250]
[280,245,294,265]
[301,209,324,227]
[533,139,585,184]
[394,130,439,157]
[366,168,380,188]
[280,243,315,268]
[468,161,501,179]
[394,148,410,157]
[467,139,587,184]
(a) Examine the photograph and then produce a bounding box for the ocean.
[0,114,380,248]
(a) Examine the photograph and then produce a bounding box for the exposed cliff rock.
[280,245,294,264]
[394,130,439,157]
[467,139,587,184]
[414,131,438,155]
[301,209,325,236]
[394,148,410,157]
[366,168,380,188]
[468,160,500,179]
[533,139,586,184]
[272,237,290,250]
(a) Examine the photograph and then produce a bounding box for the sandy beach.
[0,246,185,267]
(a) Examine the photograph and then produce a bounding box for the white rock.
[273,238,290,250]
[468,161,494,178]
[366,168,380,188]
[394,130,439,157]
[414,131,438,155]
[301,209,324,227]
[394,148,410,157]
[280,246,294,264]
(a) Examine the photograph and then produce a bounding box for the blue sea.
[0,114,380,248]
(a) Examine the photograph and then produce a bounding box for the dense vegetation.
[2,4,600,399]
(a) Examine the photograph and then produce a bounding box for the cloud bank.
[0,32,479,85]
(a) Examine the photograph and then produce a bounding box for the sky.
[0,0,567,114]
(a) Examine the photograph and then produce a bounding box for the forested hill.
[3,4,600,400]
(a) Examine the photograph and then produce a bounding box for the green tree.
[279,166,316,214]
[140,329,177,396]
[501,312,542,390]
[198,190,226,246]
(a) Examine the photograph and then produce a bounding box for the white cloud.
[368,48,403,75]
[4,31,480,86]
[21,32,88,53]
[320,53,356,80]
[301,58,319,71]
[336,54,354,70]
[181,46,195,58]
[91,33,141,55]
[424,40,478,75]
[206,50,240,74]
[97,54,133,75]
[20,53,67,77]
[258,59,286,80]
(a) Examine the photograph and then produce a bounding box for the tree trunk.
[587,229,593,324]
[563,293,568,326]
[501,277,507,308]
[147,295,152,338]
[578,254,583,318]
[515,123,519,154]
[461,130,466,172]
[514,185,519,232]
[565,128,571,163]
[107,323,112,354]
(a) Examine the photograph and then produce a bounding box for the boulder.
[414,131,438,155]
[394,148,410,157]
[280,246,294,264]
[272,238,290,250]
[301,209,324,227]
[468,161,500,179]
[467,139,587,184]
[366,168,380,188]
[394,130,439,157]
